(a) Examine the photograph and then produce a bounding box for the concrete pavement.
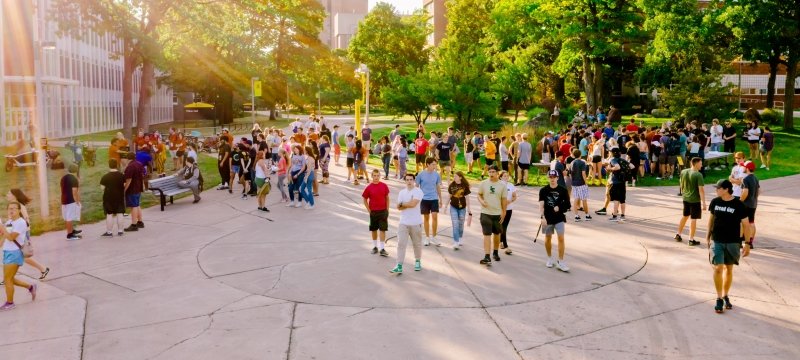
[2,160,799,359]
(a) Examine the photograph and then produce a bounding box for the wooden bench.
[148,175,200,211]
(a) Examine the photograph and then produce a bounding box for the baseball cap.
[714,179,733,190]
[547,170,559,178]
[743,160,755,172]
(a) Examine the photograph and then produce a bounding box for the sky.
[368,0,422,14]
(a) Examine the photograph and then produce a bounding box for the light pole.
[33,0,53,217]
[354,64,370,133]
[251,76,259,125]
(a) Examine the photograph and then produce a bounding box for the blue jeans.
[450,206,466,244]
[299,172,315,206]
[289,170,302,202]
[710,143,721,152]
[382,155,391,178]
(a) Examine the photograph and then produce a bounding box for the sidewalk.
[1,158,798,359]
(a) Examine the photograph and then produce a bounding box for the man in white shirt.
[390,173,425,274]
[290,118,303,134]
[728,152,746,199]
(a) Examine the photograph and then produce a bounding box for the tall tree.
[347,3,430,99]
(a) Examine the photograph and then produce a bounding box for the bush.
[651,108,670,118]
[633,113,653,118]
[480,114,507,131]
[760,108,781,125]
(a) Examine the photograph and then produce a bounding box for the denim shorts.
[126,193,141,207]
[3,250,24,265]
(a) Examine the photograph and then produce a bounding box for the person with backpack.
[606,148,628,222]
[352,139,368,186]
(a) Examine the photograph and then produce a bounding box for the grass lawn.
[1,147,222,235]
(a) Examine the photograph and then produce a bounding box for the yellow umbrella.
[184,102,215,109]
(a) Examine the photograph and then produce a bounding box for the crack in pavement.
[286,302,298,360]
[194,229,241,278]
[743,257,790,305]
[80,271,138,293]
[625,278,798,308]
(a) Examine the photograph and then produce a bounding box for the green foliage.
[651,108,670,118]
[660,68,735,122]
[760,108,781,125]
[347,3,430,98]
[381,68,438,125]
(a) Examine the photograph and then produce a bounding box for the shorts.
[439,160,451,168]
[126,193,141,208]
[682,201,702,219]
[353,161,366,171]
[466,153,474,164]
[103,201,126,215]
[667,155,677,166]
[745,207,756,223]
[420,199,439,215]
[518,162,530,170]
[61,202,81,222]
[710,242,741,265]
[176,150,185,157]
[473,151,481,161]
[609,183,626,203]
[232,165,241,174]
[416,154,426,164]
[480,214,502,235]
[747,139,759,144]
[255,177,266,188]
[369,210,389,232]
[544,222,565,236]
[347,157,354,168]
[592,155,602,163]
[571,184,589,200]
[485,158,495,166]
[3,250,24,265]
[334,144,341,155]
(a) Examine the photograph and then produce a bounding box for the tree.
[347,3,430,99]
[540,0,647,111]
[381,68,438,124]
[661,66,735,122]
[432,0,497,130]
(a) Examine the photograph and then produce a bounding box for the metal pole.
[365,69,369,127]
[34,0,50,216]
[317,84,321,115]
[738,61,742,111]
[251,77,255,125]
[286,81,289,116]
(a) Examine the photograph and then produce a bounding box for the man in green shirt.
[676,157,706,246]
[477,166,507,265]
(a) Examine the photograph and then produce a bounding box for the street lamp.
[250,76,259,124]
[354,64,370,134]
[33,0,54,217]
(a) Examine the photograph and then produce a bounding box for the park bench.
[148,174,203,211]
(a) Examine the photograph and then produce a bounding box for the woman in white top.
[499,171,518,255]
[746,122,762,161]
[2,202,37,311]
[391,135,402,179]
[499,136,510,173]
[4,189,48,281]
[254,151,271,212]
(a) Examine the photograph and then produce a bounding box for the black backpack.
[616,158,632,179]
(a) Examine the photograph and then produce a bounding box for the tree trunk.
[592,58,604,108]
[218,89,234,125]
[122,43,135,140]
[783,58,797,130]
[136,59,154,132]
[766,53,779,109]
[268,103,276,121]
[514,109,520,122]
[550,74,566,103]
[582,55,597,112]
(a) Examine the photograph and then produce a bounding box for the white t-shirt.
[3,217,27,251]
[397,187,424,226]
[505,182,517,210]
[499,143,509,162]
[710,125,723,144]
[290,121,302,132]
[731,165,746,197]
[747,127,761,141]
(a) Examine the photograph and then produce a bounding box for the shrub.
[651,108,670,118]
[633,113,653,118]
[480,114,507,131]
[760,108,781,125]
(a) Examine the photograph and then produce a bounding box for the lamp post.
[33,0,53,217]
[354,64,370,134]
[251,76,259,125]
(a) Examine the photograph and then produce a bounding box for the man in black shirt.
[436,134,453,183]
[706,179,750,314]
[218,140,231,190]
[539,170,571,272]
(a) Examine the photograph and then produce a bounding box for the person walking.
[379,136,392,180]
[390,173,425,274]
[300,145,316,209]
[1,202,37,311]
[500,171,518,255]
[318,135,331,184]
[253,151,271,212]
[759,126,774,171]
[739,161,760,249]
[60,163,82,240]
[477,166,507,265]
[417,158,443,246]
[100,159,127,236]
[123,152,145,231]
[414,133,429,174]
[570,149,592,221]
[675,157,706,246]
[539,170,571,272]
[444,171,471,249]
[516,134,532,186]
[4,190,49,280]
[436,134,454,184]
[363,169,390,256]
[706,179,750,313]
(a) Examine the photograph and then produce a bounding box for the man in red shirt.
[625,118,639,134]
[414,133,429,174]
[363,169,391,256]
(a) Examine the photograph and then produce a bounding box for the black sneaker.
[595,208,607,215]
[371,247,378,254]
[72,229,83,235]
[609,215,619,222]
[124,225,139,232]
[136,221,145,229]
[101,232,114,237]
[379,249,389,257]
[492,254,501,262]
[723,296,733,310]
[715,298,724,314]
[688,239,701,246]
[584,215,593,221]
[479,257,492,266]
[68,231,83,238]
[674,234,683,242]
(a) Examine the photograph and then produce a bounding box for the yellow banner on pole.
[254,81,262,97]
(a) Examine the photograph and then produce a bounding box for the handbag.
[12,236,33,258]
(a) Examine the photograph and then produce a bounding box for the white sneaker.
[760,164,767,169]
[306,205,315,210]
[557,260,570,272]
[453,241,459,250]
[458,242,464,247]
[423,237,431,246]
[430,237,442,247]
[546,258,554,268]
[294,202,302,208]
[286,201,295,207]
